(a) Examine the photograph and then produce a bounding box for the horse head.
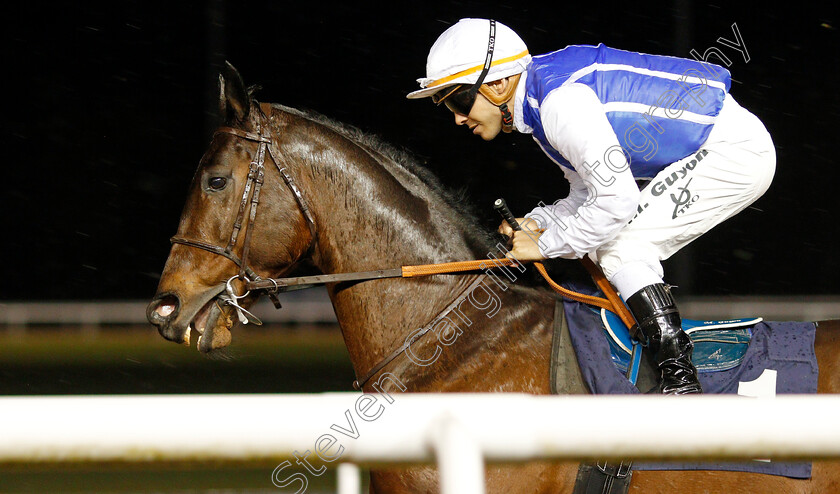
[146,62,315,352]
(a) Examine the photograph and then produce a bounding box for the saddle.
[598,306,760,386]
[550,297,763,395]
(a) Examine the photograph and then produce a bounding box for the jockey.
[407,18,775,395]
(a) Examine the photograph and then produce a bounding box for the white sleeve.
[524,83,641,259]
[525,166,589,223]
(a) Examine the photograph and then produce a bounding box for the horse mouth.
[191,298,215,337]
[192,297,234,353]
[152,285,235,353]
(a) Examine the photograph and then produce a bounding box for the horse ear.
[218,61,251,123]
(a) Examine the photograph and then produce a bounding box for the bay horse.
[147,63,840,493]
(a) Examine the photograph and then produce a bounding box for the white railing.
[2,393,840,493]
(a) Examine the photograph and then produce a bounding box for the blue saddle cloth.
[562,292,819,479]
[599,306,758,375]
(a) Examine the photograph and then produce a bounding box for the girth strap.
[573,461,633,494]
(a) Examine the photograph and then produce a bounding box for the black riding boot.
[625,284,702,395]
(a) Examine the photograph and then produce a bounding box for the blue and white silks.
[521,44,731,178]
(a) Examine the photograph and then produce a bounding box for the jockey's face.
[447,78,512,141]
[450,93,503,141]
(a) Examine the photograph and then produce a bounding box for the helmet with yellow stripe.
[407,18,531,104]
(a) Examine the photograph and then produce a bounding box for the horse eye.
[208,177,227,190]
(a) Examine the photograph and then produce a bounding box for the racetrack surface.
[0,324,358,493]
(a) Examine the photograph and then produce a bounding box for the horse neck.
[278,118,506,375]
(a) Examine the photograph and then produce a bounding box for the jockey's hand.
[497,217,539,237]
[497,218,547,262]
[507,229,547,262]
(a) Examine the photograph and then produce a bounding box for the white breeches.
[595,94,776,296]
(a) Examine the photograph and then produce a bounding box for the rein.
[245,257,623,315]
[173,104,637,390]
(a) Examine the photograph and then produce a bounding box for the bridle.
[170,105,318,308]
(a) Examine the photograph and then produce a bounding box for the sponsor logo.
[671,177,700,219]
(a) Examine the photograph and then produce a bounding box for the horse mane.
[267,103,506,255]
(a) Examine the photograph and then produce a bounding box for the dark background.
[6,1,838,300]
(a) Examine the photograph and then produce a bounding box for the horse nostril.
[157,299,176,317]
[147,294,180,324]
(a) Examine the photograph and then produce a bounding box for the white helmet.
[407,18,531,100]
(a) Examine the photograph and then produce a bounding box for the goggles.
[431,19,497,115]
[432,84,474,115]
